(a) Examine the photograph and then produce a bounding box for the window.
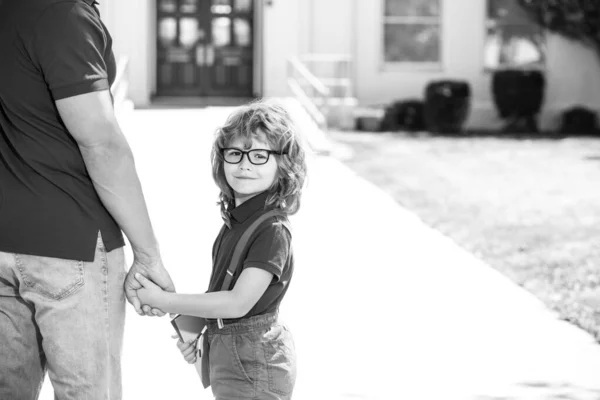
[383,0,441,64]
[484,0,545,70]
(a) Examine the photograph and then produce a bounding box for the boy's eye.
[227,150,242,157]
[253,152,268,159]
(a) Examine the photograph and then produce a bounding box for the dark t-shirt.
[0,0,124,261]
[208,192,294,323]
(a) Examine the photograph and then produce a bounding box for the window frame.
[380,0,443,71]
[483,0,546,72]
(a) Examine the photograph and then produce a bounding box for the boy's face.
[224,133,278,207]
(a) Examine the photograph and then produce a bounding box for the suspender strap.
[219,209,286,292]
[217,210,291,328]
[217,209,288,329]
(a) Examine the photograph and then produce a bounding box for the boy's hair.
[211,100,308,226]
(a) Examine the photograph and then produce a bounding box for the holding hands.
[134,273,166,308]
[131,265,200,366]
[124,254,175,316]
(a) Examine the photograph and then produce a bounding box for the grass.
[330,129,600,341]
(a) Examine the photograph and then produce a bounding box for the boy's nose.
[238,154,252,169]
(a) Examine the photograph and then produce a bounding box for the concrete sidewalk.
[39,103,600,400]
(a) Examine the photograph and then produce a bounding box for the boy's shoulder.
[254,211,292,237]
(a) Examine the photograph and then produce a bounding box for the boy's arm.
[136,267,272,319]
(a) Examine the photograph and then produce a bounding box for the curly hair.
[210,100,308,227]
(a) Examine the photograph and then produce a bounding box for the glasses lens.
[223,149,242,163]
[249,150,269,165]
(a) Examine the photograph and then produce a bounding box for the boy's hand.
[126,257,174,317]
[134,273,166,309]
[172,334,198,364]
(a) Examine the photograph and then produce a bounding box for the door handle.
[206,45,215,66]
[195,45,205,66]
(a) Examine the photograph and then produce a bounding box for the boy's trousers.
[0,232,126,400]
[207,311,297,400]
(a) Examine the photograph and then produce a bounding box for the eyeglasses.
[221,148,285,165]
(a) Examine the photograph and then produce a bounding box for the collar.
[82,0,98,5]
[229,192,270,225]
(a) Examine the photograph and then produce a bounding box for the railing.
[110,56,130,111]
[286,54,354,130]
[287,57,330,130]
[299,54,353,100]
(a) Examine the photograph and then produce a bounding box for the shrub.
[424,80,471,133]
[382,99,425,132]
[560,106,598,136]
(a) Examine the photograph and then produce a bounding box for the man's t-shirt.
[208,192,294,323]
[0,0,124,261]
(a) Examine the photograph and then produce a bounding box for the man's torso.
[0,0,124,261]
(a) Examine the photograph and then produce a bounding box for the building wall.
[262,0,301,97]
[98,0,600,129]
[354,0,600,130]
[299,0,354,55]
[355,0,489,128]
[99,0,154,106]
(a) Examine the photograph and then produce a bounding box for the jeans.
[207,311,297,400]
[0,232,126,400]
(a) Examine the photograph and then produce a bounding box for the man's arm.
[56,89,174,315]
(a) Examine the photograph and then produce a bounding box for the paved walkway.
[40,102,600,400]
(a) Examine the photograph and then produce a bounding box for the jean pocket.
[262,324,297,396]
[210,333,257,399]
[231,333,257,385]
[15,254,85,300]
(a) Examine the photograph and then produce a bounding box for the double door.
[157,0,254,96]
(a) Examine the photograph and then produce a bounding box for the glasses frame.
[220,148,286,165]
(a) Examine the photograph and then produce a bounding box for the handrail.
[288,57,330,97]
[287,54,355,130]
[299,54,353,99]
[287,78,328,128]
[287,57,330,130]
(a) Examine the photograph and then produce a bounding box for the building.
[99,0,600,130]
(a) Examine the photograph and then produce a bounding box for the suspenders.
[216,209,291,329]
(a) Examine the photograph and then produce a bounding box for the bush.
[381,99,425,132]
[560,106,598,135]
[492,69,545,132]
[424,80,471,133]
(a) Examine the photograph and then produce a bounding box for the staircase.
[286,54,358,132]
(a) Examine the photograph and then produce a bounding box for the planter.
[491,69,545,133]
[424,80,471,134]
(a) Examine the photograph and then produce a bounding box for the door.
[157,0,254,96]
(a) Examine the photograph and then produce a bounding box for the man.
[0,1,174,399]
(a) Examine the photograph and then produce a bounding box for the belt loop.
[217,318,224,329]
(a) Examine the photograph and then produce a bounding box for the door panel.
[156,0,253,96]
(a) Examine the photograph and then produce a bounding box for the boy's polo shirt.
[208,192,294,322]
[0,0,124,261]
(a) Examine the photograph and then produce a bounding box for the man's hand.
[124,255,175,316]
[134,273,166,308]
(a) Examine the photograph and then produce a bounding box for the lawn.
[330,130,600,341]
